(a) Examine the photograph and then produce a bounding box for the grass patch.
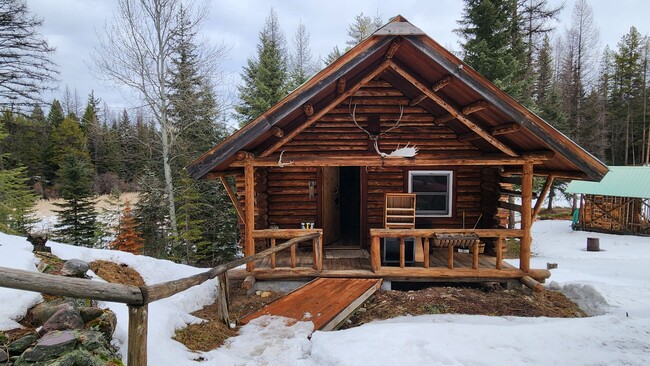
[537,208,573,220]
[174,320,236,352]
[504,238,520,259]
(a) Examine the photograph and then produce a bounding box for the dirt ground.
[33,192,139,220]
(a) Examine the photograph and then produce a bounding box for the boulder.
[79,306,104,323]
[60,259,90,278]
[7,333,38,355]
[0,349,7,363]
[30,299,76,325]
[86,310,117,340]
[39,304,84,336]
[20,330,78,362]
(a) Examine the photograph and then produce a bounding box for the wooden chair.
[432,233,480,269]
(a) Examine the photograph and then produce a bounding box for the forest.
[1,0,648,266]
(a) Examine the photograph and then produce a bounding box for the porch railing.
[252,229,323,271]
[369,228,524,273]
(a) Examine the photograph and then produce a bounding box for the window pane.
[411,175,448,193]
[415,194,448,213]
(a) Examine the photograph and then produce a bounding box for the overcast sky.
[28,0,650,121]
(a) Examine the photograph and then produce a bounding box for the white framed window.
[408,170,453,217]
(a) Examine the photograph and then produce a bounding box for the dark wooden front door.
[321,167,361,246]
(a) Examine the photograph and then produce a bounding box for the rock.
[48,348,100,366]
[30,299,76,326]
[79,330,115,358]
[60,259,90,278]
[86,310,117,340]
[0,349,7,363]
[39,304,84,336]
[7,333,38,355]
[79,307,104,323]
[260,291,272,298]
[21,330,78,362]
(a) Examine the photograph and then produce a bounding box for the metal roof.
[566,166,650,198]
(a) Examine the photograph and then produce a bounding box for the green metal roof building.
[567,166,650,235]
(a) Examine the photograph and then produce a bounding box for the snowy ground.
[1,220,650,365]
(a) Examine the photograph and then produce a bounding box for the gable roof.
[188,15,608,181]
[566,166,650,199]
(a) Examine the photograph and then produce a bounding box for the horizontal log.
[231,155,547,168]
[0,267,144,305]
[144,233,321,303]
[432,75,452,92]
[462,100,489,115]
[491,122,520,136]
[369,228,524,238]
[498,200,522,212]
[520,275,544,292]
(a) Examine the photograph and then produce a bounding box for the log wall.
[234,79,510,248]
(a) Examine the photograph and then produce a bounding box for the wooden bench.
[432,233,480,269]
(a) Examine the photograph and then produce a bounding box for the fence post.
[217,273,230,326]
[128,304,148,366]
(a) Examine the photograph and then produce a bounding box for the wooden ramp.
[240,278,382,331]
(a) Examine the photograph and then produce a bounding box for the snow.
[2,220,650,365]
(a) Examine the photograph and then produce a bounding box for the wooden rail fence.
[0,232,320,366]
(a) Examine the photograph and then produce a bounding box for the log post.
[290,243,296,268]
[127,304,148,366]
[217,273,230,326]
[399,237,405,268]
[587,238,600,252]
[244,162,255,271]
[447,244,454,269]
[520,162,533,272]
[495,236,503,270]
[532,175,554,222]
[422,237,430,269]
[270,238,276,269]
[370,235,381,272]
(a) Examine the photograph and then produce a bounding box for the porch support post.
[520,162,533,272]
[532,175,554,222]
[244,162,255,271]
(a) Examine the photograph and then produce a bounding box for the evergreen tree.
[236,8,288,127]
[456,0,531,103]
[47,99,65,127]
[135,169,168,257]
[324,45,342,66]
[287,22,318,90]
[0,120,37,234]
[109,200,144,254]
[173,172,208,263]
[194,178,238,266]
[345,12,383,49]
[49,116,92,170]
[53,157,97,247]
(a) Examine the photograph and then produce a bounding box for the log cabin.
[188,16,608,284]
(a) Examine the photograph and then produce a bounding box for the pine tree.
[345,12,383,49]
[47,99,65,127]
[456,0,530,103]
[49,116,92,171]
[135,169,168,257]
[287,22,318,90]
[236,8,288,127]
[173,172,208,263]
[53,157,97,247]
[109,200,144,254]
[194,178,238,266]
[0,120,37,234]
[324,46,342,66]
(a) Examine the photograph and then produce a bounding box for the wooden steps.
[240,277,382,331]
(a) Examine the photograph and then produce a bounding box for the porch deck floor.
[254,248,514,271]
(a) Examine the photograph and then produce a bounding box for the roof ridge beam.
[260,59,393,158]
[387,61,518,157]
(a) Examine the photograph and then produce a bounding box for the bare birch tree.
[92,0,210,248]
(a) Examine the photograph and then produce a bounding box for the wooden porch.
[233,228,550,283]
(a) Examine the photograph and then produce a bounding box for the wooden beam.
[498,201,522,212]
[462,100,488,115]
[533,175,555,222]
[219,176,244,223]
[458,122,522,142]
[231,155,546,168]
[236,151,254,160]
[385,39,401,59]
[432,75,452,92]
[261,60,392,158]
[271,126,285,138]
[336,77,346,95]
[128,305,148,366]
[303,103,314,117]
[434,113,456,125]
[491,122,520,136]
[523,150,556,160]
[244,162,255,271]
[388,62,518,157]
[408,93,427,106]
[520,162,533,273]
